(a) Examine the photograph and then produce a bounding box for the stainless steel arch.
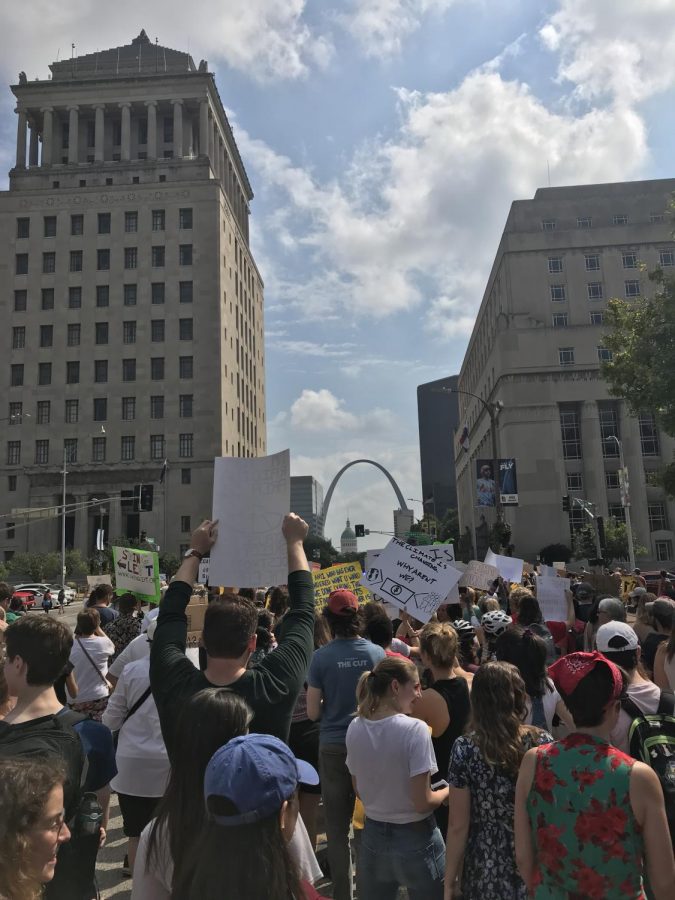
[321,459,410,527]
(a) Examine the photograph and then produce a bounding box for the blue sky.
[2,1,674,549]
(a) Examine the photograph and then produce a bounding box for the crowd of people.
[1,522,675,898]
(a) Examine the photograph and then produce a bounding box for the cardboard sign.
[484,549,524,584]
[459,561,500,592]
[112,546,161,604]
[359,538,462,625]
[312,561,370,609]
[535,575,570,622]
[86,574,112,589]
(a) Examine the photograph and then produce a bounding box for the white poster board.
[484,549,524,584]
[424,543,455,564]
[86,574,112,589]
[198,557,210,585]
[209,450,290,588]
[459,561,500,592]
[359,538,462,624]
[535,575,571,622]
[112,547,161,603]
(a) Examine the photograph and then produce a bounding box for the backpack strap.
[76,638,110,690]
[121,685,152,728]
[657,689,675,716]
[620,696,646,723]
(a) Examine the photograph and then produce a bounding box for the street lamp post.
[61,446,67,586]
[609,435,636,571]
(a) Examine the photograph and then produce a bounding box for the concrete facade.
[417,375,460,521]
[290,475,324,538]
[455,179,675,565]
[1,32,266,560]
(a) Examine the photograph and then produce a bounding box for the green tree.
[438,508,460,545]
[303,535,338,569]
[572,525,597,560]
[42,552,63,582]
[66,549,89,581]
[489,519,512,554]
[539,543,572,566]
[159,553,181,579]
[603,520,647,566]
[7,552,47,581]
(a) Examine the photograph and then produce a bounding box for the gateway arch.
[321,459,409,527]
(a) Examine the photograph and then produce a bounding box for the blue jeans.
[357,816,445,900]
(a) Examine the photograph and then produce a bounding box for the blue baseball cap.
[204,734,319,826]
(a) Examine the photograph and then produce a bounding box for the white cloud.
[340,0,458,58]
[290,389,359,431]
[270,339,357,358]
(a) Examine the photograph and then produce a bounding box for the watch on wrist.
[183,548,204,561]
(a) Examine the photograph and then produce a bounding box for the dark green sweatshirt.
[150,569,315,758]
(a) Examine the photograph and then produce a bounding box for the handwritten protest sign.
[459,561,500,592]
[113,547,161,603]
[360,538,462,625]
[210,450,290,588]
[197,557,210,585]
[425,543,455,564]
[535,575,570,622]
[312,561,370,609]
[484,549,524,584]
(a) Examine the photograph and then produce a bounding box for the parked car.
[14,582,51,595]
[11,589,40,610]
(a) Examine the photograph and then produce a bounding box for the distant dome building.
[340,519,357,554]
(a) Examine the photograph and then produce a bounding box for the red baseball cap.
[327,589,359,615]
[549,651,623,701]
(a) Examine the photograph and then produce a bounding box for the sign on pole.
[112,547,161,604]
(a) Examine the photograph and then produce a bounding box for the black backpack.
[622,690,675,847]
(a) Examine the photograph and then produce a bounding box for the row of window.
[567,469,659,491]
[15,244,193,274]
[550,281,641,302]
[16,209,193,239]
[547,250,673,273]
[542,213,665,231]
[6,434,194,466]
[552,311,605,327]
[560,410,659,460]
[54,115,178,150]
[8,395,194,425]
[14,282,193,310]
[11,318,194,349]
[4,467,194,497]
[566,501,669,533]
[558,347,612,366]
[9,357,194,386]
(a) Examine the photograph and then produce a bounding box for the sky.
[1,1,675,550]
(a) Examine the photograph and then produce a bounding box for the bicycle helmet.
[481,610,512,636]
[452,619,476,639]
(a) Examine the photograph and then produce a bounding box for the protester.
[508,586,535,622]
[413,621,470,835]
[68,609,115,721]
[150,515,315,757]
[361,601,407,658]
[172,734,323,900]
[571,580,595,623]
[248,608,277,667]
[268,585,290,630]
[0,660,14,719]
[347,657,448,900]
[104,592,141,661]
[515,594,557,662]
[57,587,66,615]
[307,589,385,900]
[0,605,6,640]
[0,582,16,624]
[108,628,152,688]
[445,661,553,899]
[480,609,512,661]
[459,586,480,623]
[632,591,657,645]
[451,619,481,672]
[41,589,53,614]
[0,758,71,900]
[85,584,118,626]
[654,622,675,691]
[583,595,626,651]
[641,598,674,677]
[515,651,675,898]
[9,594,26,618]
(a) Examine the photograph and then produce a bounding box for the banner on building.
[476,458,519,506]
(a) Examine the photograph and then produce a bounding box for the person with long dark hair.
[172,733,323,900]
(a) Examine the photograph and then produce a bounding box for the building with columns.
[455,179,675,566]
[1,31,266,561]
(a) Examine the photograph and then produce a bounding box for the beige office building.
[0,31,266,561]
[455,179,675,566]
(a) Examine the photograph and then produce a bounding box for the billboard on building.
[476,458,518,506]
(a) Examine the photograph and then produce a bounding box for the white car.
[14,583,75,605]
[48,585,77,605]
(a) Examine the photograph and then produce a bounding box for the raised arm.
[283,513,310,574]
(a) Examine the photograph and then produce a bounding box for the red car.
[12,590,40,610]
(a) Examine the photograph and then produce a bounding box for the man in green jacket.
[150,514,315,759]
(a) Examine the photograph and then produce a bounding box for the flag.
[458,425,470,454]
[96,529,105,551]
[159,459,168,484]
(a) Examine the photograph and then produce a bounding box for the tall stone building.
[0,31,266,561]
[290,475,324,538]
[417,375,460,522]
[455,179,675,565]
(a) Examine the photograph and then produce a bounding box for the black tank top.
[430,677,471,779]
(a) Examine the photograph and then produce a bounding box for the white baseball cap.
[596,620,638,653]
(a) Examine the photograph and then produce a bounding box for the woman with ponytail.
[346,656,448,900]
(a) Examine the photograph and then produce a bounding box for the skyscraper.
[290,475,324,538]
[417,375,460,522]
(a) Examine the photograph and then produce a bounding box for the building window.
[138,120,147,145]
[548,256,563,274]
[67,324,81,347]
[43,215,57,237]
[38,363,51,386]
[94,360,108,383]
[179,281,193,303]
[41,288,54,310]
[558,347,575,366]
[585,254,600,271]
[6,522,15,540]
[122,359,136,382]
[16,217,29,238]
[560,409,582,459]
[64,438,77,464]
[577,216,592,229]
[163,118,173,143]
[123,284,137,306]
[95,322,109,344]
[599,406,619,457]
[612,214,628,225]
[35,439,49,465]
[150,396,164,419]
[96,249,110,270]
[122,397,136,420]
[649,503,668,532]
[121,436,135,461]
[179,244,193,266]
[179,318,193,340]
[98,213,111,234]
[34,401,49,425]
[179,394,193,418]
[65,399,78,423]
[151,246,165,267]
[125,211,138,233]
[590,311,605,325]
[541,219,556,231]
[11,364,24,387]
[12,327,25,349]
[597,346,613,362]
[96,285,109,307]
[639,412,659,456]
[92,436,106,462]
[181,468,191,485]
[152,210,165,231]
[651,212,665,223]
[7,441,21,465]
[605,471,620,488]
[587,282,603,301]
[69,287,82,309]
[608,503,626,522]
[151,320,165,342]
[8,475,17,492]
[15,253,29,275]
[656,540,673,562]
[552,313,568,328]
[124,247,137,269]
[549,285,566,304]
[71,214,84,235]
[179,433,193,458]
[625,279,641,297]
[659,249,674,267]
[14,290,27,312]
[179,356,193,379]
[151,283,165,305]
[123,321,137,344]
[66,361,80,384]
[622,251,638,269]
[40,324,53,347]
[150,434,165,460]
[42,252,56,274]
[179,208,193,229]
[181,515,191,533]
[69,250,83,272]
[150,358,165,380]
[93,398,107,421]
[567,472,583,491]
[8,402,22,423]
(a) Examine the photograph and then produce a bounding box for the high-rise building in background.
[290,475,324,538]
[455,179,675,564]
[417,375,460,523]
[0,31,266,561]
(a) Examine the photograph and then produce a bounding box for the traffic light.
[133,484,154,512]
[355,524,365,537]
[562,495,570,512]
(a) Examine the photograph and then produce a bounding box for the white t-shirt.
[346,714,437,824]
[610,678,661,755]
[108,632,151,679]
[67,635,115,703]
[524,679,561,734]
[389,638,411,658]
